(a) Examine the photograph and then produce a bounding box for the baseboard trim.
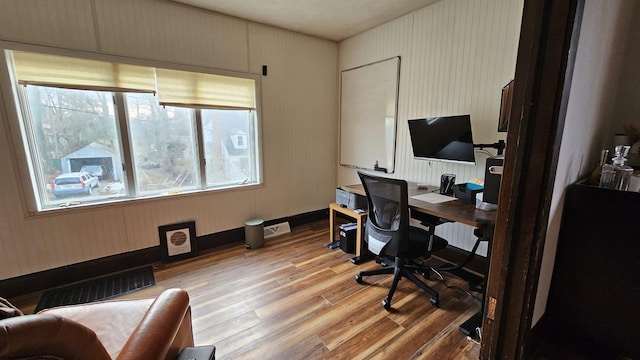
[0,248,159,300]
[1,208,327,299]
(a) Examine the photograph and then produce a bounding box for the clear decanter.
[599,145,633,190]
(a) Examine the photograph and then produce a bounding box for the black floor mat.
[34,266,155,313]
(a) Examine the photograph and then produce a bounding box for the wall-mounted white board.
[339,57,400,173]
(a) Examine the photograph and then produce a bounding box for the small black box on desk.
[339,223,357,254]
[453,184,482,204]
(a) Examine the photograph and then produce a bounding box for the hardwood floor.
[11,219,482,359]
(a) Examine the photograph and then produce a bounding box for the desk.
[338,182,496,337]
[341,183,495,228]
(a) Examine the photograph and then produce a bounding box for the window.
[201,109,257,187]
[6,50,261,211]
[23,86,126,205]
[126,93,199,195]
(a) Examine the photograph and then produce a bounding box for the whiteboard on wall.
[339,57,400,173]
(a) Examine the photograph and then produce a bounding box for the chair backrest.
[0,314,111,359]
[358,171,410,257]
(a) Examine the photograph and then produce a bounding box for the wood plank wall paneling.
[248,24,339,220]
[0,104,26,277]
[95,0,250,72]
[0,0,337,280]
[338,0,523,255]
[611,3,640,132]
[0,0,97,51]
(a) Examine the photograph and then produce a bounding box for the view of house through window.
[202,109,257,187]
[8,50,261,211]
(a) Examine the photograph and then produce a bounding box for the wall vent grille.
[264,222,291,238]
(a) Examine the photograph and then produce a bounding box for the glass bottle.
[589,149,609,186]
[599,145,633,190]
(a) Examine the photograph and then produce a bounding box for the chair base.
[355,257,439,310]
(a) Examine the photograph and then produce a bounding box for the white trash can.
[245,218,264,249]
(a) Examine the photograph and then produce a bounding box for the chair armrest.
[0,314,111,359]
[116,288,192,360]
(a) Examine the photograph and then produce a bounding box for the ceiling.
[169,0,443,41]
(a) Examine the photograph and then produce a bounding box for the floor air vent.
[264,222,291,239]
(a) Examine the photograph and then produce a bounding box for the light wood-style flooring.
[11,219,482,359]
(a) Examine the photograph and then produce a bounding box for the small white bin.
[245,218,264,249]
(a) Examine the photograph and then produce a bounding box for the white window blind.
[11,50,156,93]
[10,50,257,110]
[156,68,256,110]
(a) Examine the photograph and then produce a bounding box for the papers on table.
[411,193,456,204]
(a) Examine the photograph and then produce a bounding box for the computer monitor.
[407,114,476,165]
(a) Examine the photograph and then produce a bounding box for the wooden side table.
[328,202,370,264]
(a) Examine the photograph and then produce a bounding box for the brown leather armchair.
[0,288,194,360]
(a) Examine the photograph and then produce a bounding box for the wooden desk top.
[341,183,496,228]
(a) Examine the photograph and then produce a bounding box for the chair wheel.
[355,274,363,284]
[382,299,391,310]
[430,297,439,307]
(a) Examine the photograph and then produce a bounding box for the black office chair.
[355,171,448,310]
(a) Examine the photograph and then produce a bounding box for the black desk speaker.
[483,156,503,204]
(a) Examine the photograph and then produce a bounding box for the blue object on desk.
[465,177,485,191]
[466,182,484,191]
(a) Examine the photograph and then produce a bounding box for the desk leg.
[326,206,341,249]
[329,207,335,243]
[458,223,493,338]
[355,215,362,257]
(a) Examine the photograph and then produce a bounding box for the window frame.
[0,46,263,215]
